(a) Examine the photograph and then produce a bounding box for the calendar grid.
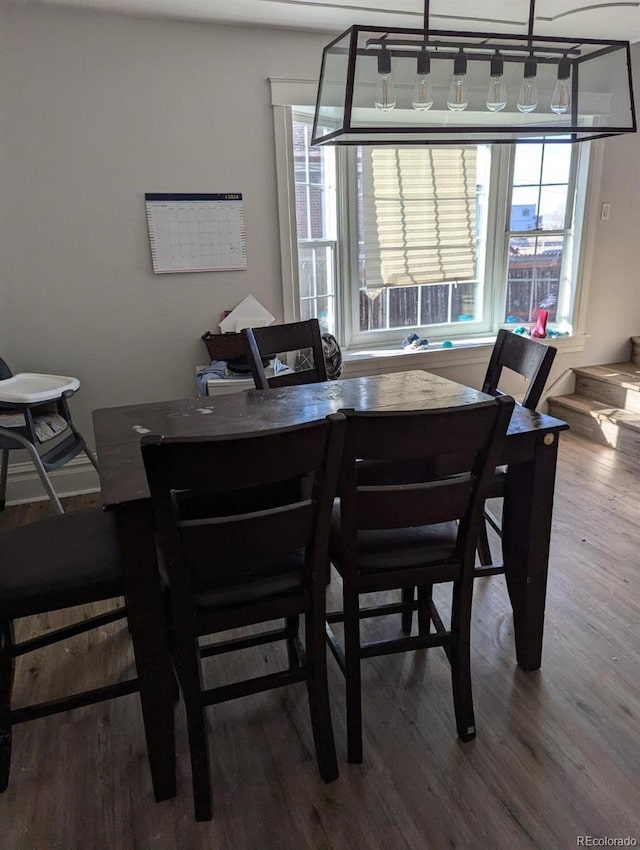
[145,193,247,274]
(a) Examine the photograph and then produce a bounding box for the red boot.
[531,308,549,339]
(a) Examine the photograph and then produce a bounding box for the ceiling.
[36,0,640,42]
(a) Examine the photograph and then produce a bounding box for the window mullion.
[484,145,511,333]
[342,146,360,349]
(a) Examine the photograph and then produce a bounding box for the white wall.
[1,2,330,440]
[580,47,640,366]
[1,2,639,499]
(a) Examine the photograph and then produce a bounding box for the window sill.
[341,333,588,378]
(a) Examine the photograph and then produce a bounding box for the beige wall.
[580,49,640,366]
[1,1,639,462]
[1,2,331,443]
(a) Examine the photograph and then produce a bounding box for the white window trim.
[571,138,604,336]
[270,77,601,369]
[340,331,587,378]
[272,102,300,325]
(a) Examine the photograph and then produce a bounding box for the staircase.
[547,338,640,460]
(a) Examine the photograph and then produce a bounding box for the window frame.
[495,140,581,332]
[272,87,596,356]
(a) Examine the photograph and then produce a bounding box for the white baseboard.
[4,455,101,506]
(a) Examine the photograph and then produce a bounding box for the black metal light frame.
[312,0,636,145]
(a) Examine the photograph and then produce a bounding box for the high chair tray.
[0,373,80,404]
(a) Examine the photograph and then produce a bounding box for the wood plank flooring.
[1,432,639,849]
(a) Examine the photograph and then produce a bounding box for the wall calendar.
[145,193,247,274]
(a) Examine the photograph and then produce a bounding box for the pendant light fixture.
[412,47,434,111]
[447,48,468,111]
[486,51,508,112]
[551,55,572,114]
[375,44,396,112]
[312,0,636,146]
[517,55,539,113]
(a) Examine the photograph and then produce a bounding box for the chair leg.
[0,620,15,792]
[83,445,100,472]
[477,519,493,567]
[285,616,301,668]
[343,581,363,764]
[174,640,213,821]
[64,411,99,473]
[417,585,432,636]
[24,442,64,515]
[304,609,338,783]
[0,450,8,512]
[401,587,414,635]
[449,580,476,742]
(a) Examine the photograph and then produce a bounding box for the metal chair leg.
[0,620,15,792]
[29,446,64,515]
[84,446,100,472]
[0,429,64,515]
[0,450,8,512]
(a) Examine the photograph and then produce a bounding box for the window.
[504,144,576,326]
[284,109,589,349]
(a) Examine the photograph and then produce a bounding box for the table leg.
[502,431,561,671]
[116,501,176,802]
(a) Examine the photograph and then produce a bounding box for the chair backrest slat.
[346,405,503,461]
[242,319,328,390]
[179,500,316,564]
[482,329,556,410]
[357,476,473,531]
[145,420,330,493]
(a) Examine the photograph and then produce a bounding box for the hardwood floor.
[1,432,639,849]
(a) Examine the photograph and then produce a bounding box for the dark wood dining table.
[92,368,568,801]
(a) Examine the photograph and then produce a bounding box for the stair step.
[572,362,640,412]
[548,393,640,460]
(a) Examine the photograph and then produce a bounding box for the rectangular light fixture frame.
[312,24,636,145]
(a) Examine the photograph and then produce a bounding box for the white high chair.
[0,357,99,514]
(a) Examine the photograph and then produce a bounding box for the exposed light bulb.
[486,50,507,112]
[375,46,396,112]
[551,55,572,114]
[517,55,538,113]
[447,49,468,112]
[412,48,434,111]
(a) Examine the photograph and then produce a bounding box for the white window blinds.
[360,147,478,291]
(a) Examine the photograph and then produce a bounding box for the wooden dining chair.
[242,319,328,389]
[326,396,514,763]
[0,509,138,791]
[476,329,557,573]
[141,414,345,821]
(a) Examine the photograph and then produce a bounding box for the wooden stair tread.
[547,346,640,460]
[549,393,640,433]
[571,362,640,392]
